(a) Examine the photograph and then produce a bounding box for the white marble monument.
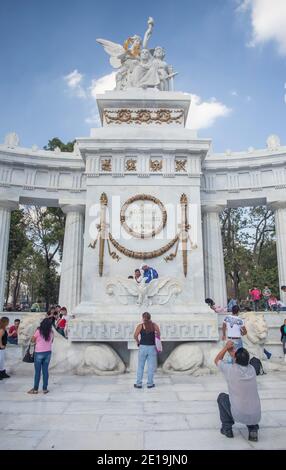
[1,17,286,371]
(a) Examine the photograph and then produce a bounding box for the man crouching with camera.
[214,341,261,442]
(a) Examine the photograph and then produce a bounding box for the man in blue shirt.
[140,264,158,284]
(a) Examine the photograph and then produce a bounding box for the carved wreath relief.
[120,194,167,238]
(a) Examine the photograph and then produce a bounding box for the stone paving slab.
[0,430,47,450]
[2,413,101,432]
[1,371,286,449]
[65,401,145,415]
[36,430,144,450]
[98,414,189,432]
[145,429,253,450]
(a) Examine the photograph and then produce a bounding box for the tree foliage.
[44,137,75,153]
[220,206,278,300]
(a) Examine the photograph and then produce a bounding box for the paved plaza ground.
[1,362,286,450]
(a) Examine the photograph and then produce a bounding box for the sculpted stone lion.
[240,312,268,360]
[162,344,204,375]
[18,313,125,375]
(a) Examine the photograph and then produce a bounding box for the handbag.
[155,334,163,353]
[23,343,35,363]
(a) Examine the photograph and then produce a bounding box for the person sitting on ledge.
[205,298,226,313]
[56,307,68,338]
[8,319,20,345]
[215,341,261,441]
[134,269,142,283]
[268,294,279,312]
[140,264,158,284]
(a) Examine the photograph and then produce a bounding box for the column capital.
[201,204,226,214]
[0,199,18,211]
[268,200,286,211]
[61,204,85,215]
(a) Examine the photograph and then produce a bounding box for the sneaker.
[220,427,234,438]
[134,384,142,389]
[1,370,10,379]
[248,430,258,442]
[147,384,155,389]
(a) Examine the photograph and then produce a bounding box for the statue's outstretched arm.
[143,17,154,48]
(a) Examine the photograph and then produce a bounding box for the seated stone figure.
[130,48,161,89]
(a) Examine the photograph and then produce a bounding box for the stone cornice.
[0,146,84,170]
[204,148,286,171]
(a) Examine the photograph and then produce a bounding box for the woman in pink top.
[28,318,54,394]
[268,295,278,311]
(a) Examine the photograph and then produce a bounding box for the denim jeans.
[136,345,157,386]
[33,351,51,391]
[226,338,243,363]
[253,300,260,312]
[283,338,286,355]
[7,337,18,345]
[217,393,259,432]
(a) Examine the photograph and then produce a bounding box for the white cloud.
[237,0,286,55]
[63,69,87,98]
[231,90,238,96]
[89,72,117,98]
[85,112,101,126]
[186,94,231,130]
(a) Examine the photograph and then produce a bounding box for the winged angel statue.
[97,17,177,91]
[106,277,182,307]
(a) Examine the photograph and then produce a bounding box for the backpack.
[250,357,265,376]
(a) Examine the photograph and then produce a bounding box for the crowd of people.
[0,304,70,391]
[206,285,286,314]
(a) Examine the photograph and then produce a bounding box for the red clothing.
[8,325,18,337]
[250,289,261,301]
[57,317,67,329]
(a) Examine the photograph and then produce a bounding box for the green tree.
[24,206,65,310]
[44,137,75,153]
[6,209,30,307]
[220,206,278,301]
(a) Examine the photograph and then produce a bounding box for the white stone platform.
[1,347,286,450]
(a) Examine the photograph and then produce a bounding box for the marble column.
[59,205,85,313]
[272,202,286,304]
[0,201,18,311]
[202,205,227,308]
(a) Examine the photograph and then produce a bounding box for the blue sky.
[0,0,285,152]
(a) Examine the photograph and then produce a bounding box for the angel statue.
[97,17,177,91]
